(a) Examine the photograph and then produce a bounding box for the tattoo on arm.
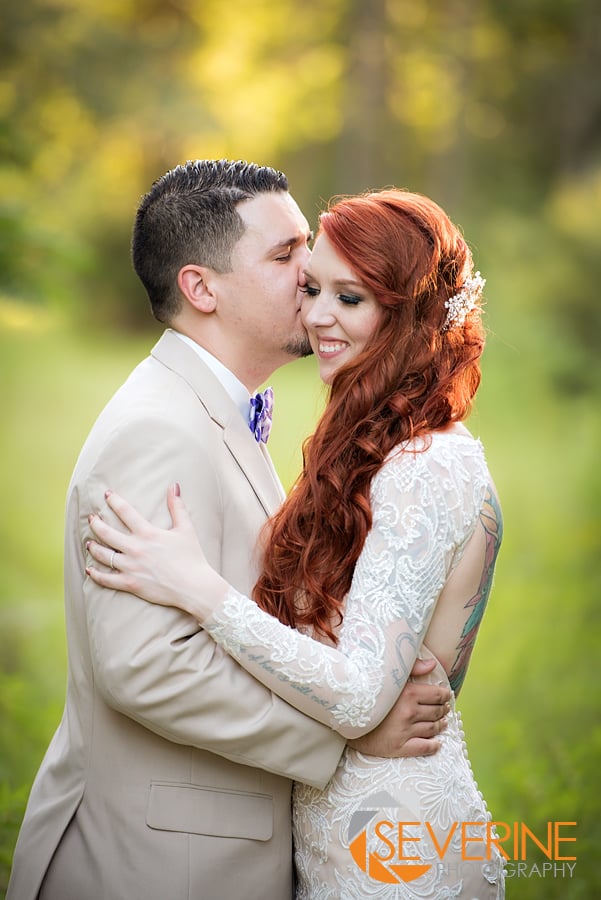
[448,485,503,694]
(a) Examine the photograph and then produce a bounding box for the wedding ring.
[110,550,116,570]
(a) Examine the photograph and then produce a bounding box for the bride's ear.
[177,265,217,314]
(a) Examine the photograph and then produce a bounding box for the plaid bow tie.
[249,387,274,443]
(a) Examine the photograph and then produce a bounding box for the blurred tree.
[0,0,599,354]
[1,2,600,895]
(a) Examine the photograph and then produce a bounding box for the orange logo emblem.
[347,792,432,885]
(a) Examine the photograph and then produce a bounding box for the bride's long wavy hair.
[253,189,486,641]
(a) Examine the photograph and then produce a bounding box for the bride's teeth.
[319,343,345,354]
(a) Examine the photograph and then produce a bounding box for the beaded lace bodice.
[205,430,489,733]
[203,429,505,897]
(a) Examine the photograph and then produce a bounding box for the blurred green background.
[1,0,600,896]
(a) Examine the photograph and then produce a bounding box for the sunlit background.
[1,1,600,896]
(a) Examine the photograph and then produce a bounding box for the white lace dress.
[203,430,506,898]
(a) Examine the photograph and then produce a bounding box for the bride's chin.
[318,365,336,386]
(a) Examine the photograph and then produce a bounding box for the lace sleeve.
[203,442,482,737]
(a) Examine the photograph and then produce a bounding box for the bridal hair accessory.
[249,387,274,443]
[442,271,485,333]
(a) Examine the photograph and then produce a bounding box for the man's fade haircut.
[132,159,289,322]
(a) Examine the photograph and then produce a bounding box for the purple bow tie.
[249,387,274,443]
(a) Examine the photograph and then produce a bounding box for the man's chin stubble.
[284,335,313,358]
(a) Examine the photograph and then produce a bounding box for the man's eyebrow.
[269,231,314,253]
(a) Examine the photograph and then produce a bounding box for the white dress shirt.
[173,331,251,425]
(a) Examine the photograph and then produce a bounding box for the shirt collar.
[173,332,250,422]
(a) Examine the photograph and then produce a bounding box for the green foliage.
[0,323,153,895]
[1,263,600,895]
[2,0,601,326]
[1,0,600,895]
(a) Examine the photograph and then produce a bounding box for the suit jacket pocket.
[146,782,273,841]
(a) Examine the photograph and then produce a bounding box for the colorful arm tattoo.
[448,484,503,695]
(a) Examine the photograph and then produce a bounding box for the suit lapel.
[221,419,286,513]
[151,330,285,516]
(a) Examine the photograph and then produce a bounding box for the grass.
[0,300,599,897]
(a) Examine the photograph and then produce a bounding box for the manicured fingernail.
[174,482,181,497]
[85,541,91,550]
[105,490,112,498]
[85,567,90,576]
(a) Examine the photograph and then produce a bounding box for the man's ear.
[177,265,217,313]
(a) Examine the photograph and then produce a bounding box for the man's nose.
[297,244,311,279]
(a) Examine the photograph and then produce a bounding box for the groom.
[8,160,450,900]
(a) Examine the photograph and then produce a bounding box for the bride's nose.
[302,294,336,328]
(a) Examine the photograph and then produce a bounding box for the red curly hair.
[253,189,486,642]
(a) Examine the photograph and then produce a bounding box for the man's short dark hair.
[132,159,289,322]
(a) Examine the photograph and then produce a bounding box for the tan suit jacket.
[7,330,344,900]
